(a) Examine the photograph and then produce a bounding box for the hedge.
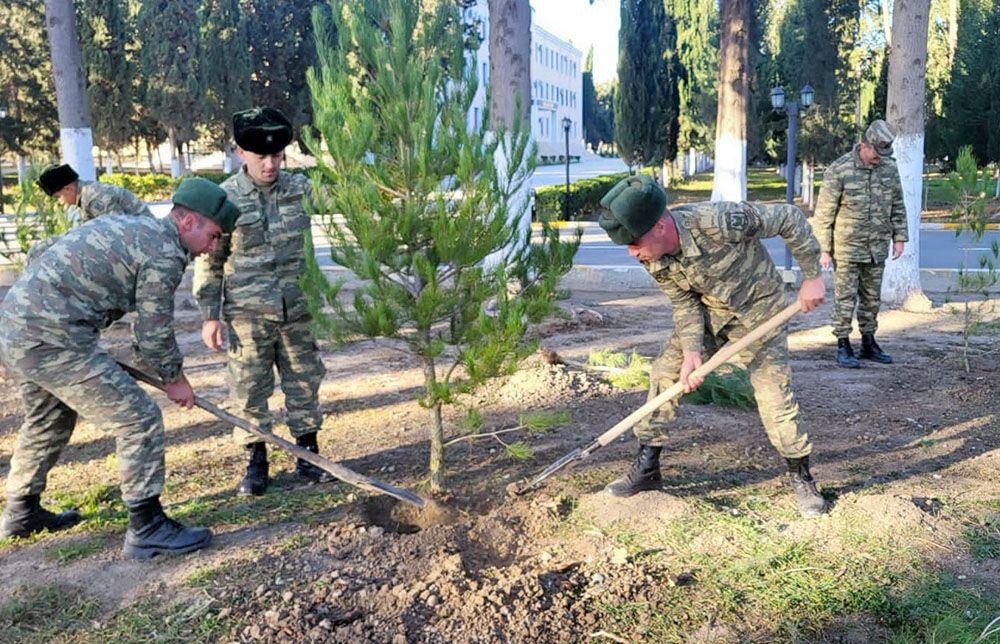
[534,168,656,221]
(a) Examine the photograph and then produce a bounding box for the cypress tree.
[615,0,680,169]
[200,0,252,168]
[136,0,202,176]
[673,0,718,154]
[0,2,59,156]
[303,0,579,492]
[79,0,134,157]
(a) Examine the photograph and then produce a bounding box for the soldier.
[37,163,153,223]
[0,177,238,559]
[598,175,829,518]
[811,120,908,368]
[194,107,331,497]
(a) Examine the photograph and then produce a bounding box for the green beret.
[864,119,895,158]
[597,175,668,245]
[38,164,79,196]
[172,177,240,233]
[233,107,293,154]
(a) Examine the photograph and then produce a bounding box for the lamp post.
[562,117,572,220]
[770,84,813,271]
[0,107,6,215]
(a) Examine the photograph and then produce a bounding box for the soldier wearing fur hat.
[598,175,829,518]
[194,107,331,497]
[38,163,152,224]
[811,119,908,368]
[0,178,238,558]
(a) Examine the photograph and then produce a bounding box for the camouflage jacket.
[811,145,908,264]
[193,168,312,322]
[644,202,822,352]
[71,180,153,223]
[0,215,189,382]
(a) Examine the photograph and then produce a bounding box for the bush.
[101,173,179,201]
[534,168,655,221]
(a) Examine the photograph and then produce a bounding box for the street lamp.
[562,117,572,220]
[771,84,813,270]
[0,107,6,215]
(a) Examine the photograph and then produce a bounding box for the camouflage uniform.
[636,202,822,459]
[811,144,908,338]
[0,215,188,502]
[193,168,325,446]
[71,180,153,224]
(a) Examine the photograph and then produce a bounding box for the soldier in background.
[811,120,908,368]
[194,107,331,497]
[37,163,153,223]
[0,177,237,559]
[597,175,829,519]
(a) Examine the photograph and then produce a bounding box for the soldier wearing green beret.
[38,163,153,224]
[194,107,331,496]
[598,175,829,518]
[0,178,239,558]
[811,119,907,368]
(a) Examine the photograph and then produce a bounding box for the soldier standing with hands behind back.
[811,120,908,368]
[194,107,331,497]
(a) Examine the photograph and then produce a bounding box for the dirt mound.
[577,489,690,534]
[469,364,614,409]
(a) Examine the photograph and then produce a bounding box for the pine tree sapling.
[304,0,579,492]
[945,146,1000,372]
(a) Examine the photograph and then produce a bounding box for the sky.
[530,0,620,84]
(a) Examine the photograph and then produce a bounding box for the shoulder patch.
[725,204,762,238]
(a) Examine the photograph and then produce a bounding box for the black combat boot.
[836,338,861,369]
[0,494,82,539]
[785,456,828,519]
[294,433,335,483]
[860,333,893,364]
[605,444,663,497]
[237,442,269,496]
[123,496,212,560]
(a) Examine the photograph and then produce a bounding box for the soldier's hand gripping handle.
[163,372,195,409]
[202,320,225,352]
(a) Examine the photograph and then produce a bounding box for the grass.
[566,490,1000,642]
[82,596,229,644]
[169,484,348,528]
[0,583,100,644]
[964,516,1000,560]
[43,536,109,563]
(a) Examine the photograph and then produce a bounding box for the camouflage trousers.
[636,315,812,458]
[832,260,885,338]
[0,326,165,502]
[225,316,326,446]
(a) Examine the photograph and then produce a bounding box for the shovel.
[118,360,427,509]
[513,300,804,495]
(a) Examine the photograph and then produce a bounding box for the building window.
[473,107,479,127]
[482,62,488,85]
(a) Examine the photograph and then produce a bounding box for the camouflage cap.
[598,174,668,245]
[233,107,293,154]
[172,177,240,233]
[864,120,895,158]
[38,163,79,196]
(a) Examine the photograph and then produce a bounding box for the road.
[566,223,999,270]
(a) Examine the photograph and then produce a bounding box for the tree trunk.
[947,0,958,67]
[711,0,749,202]
[168,128,181,178]
[423,359,445,494]
[16,155,27,185]
[486,0,532,263]
[883,0,932,310]
[44,0,95,180]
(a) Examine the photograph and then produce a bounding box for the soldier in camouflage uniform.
[0,177,238,559]
[811,120,908,368]
[194,107,330,497]
[38,163,153,224]
[597,175,828,518]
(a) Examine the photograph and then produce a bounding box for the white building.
[463,3,584,163]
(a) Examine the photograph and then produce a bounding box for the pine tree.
[200,0,252,169]
[136,0,203,176]
[302,0,579,492]
[615,0,681,169]
[78,0,134,160]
